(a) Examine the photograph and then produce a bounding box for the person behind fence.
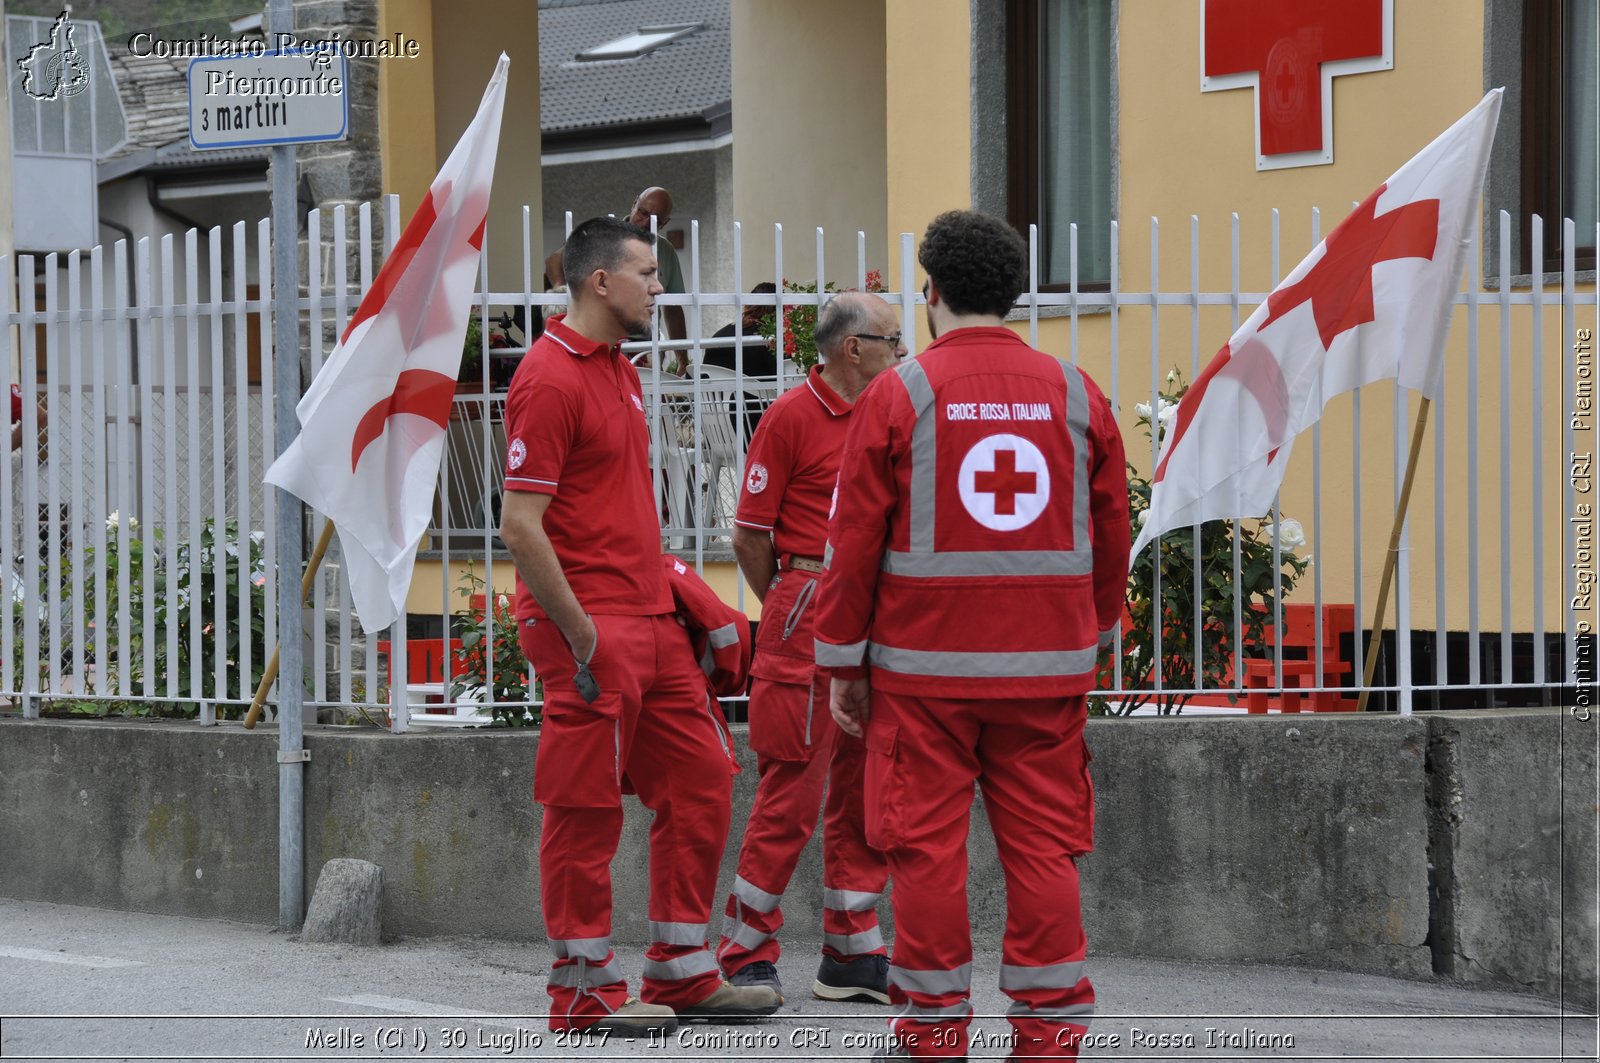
[626,186,690,373]
[717,291,905,1005]
[814,210,1131,1061]
[10,381,46,454]
[499,215,783,1036]
[704,282,781,440]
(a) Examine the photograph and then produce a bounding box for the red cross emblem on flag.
[959,434,1050,532]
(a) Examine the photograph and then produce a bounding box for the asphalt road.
[0,898,1592,1062]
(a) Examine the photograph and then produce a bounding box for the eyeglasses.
[853,332,903,348]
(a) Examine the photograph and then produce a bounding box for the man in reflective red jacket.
[815,211,1130,1061]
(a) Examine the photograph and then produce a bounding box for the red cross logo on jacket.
[958,434,1051,532]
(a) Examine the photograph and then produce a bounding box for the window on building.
[1522,0,1596,272]
[1007,0,1114,289]
[576,24,701,62]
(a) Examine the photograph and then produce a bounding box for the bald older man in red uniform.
[718,292,903,1005]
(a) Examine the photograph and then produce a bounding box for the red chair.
[1243,604,1356,713]
[376,635,465,712]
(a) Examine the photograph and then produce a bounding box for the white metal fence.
[4,202,1595,723]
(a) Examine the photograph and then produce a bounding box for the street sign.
[187,48,349,150]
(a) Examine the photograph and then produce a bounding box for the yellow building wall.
[879,0,1588,635]
[884,0,970,327]
[377,0,438,219]
[378,1,542,290]
[731,1,889,289]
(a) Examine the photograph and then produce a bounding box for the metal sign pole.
[268,0,306,932]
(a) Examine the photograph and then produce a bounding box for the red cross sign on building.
[1201,0,1393,170]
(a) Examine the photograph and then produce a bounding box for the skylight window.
[576,23,701,61]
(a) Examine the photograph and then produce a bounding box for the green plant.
[68,514,271,718]
[459,312,484,383]
[1105,368,1310,715]
[449,563,540,726]
[755,270,885,370]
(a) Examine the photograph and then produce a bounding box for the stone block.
[1079,714,1433,977]
[302,857,383,944]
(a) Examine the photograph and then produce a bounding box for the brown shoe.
[587,997,677,1035]
[679,979,783,1023]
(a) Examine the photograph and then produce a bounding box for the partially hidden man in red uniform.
[499,216,782,1036]
[814,211,1130,1061]
[717,292,903,1003]
[10,381,46,453]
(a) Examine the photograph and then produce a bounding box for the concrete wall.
[0,710,1590,1004]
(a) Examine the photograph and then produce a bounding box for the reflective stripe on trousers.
[641,950,720,983]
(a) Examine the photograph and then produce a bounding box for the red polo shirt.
[502,317,671,620]
[733,366,853,559]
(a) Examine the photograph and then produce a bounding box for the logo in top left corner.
[18,11,90,102]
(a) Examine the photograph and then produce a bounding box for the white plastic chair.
[650,369,748,539]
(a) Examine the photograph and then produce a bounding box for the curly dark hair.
[917,209,1028,318]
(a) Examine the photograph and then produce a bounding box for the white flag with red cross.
[265,54,508,633]
[1130,88,1502,566]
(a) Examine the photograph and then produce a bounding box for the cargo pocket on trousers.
[862,722,905,850]
[1066,740,1095,857]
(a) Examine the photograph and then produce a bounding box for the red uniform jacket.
[662,554,752,697]
[814,327,1130,698]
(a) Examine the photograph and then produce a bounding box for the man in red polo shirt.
[500,216,782,1035]
[717,291,902,1004]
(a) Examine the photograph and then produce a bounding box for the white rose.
[1166,367,1180,386]
[1137,510,1150,527]
[1263,517,1306,552]
[1158,404,1178,426]
[1135,402,1153,419]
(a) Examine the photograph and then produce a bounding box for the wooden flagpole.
[243,519,337,729]
[1357,396,1432,713]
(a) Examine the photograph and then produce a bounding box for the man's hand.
[564,613,598,663]
[830,675,871,737]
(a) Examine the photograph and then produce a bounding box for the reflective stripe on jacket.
[663,554,753,697]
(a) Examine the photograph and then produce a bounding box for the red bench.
[1243,604,1357,713]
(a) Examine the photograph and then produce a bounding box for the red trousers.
[718,668,887,973]
[865,689,1096,1060]
[521,612,735,1030]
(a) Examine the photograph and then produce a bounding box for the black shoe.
[813,952,890,1004]
[730,959,785,998]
